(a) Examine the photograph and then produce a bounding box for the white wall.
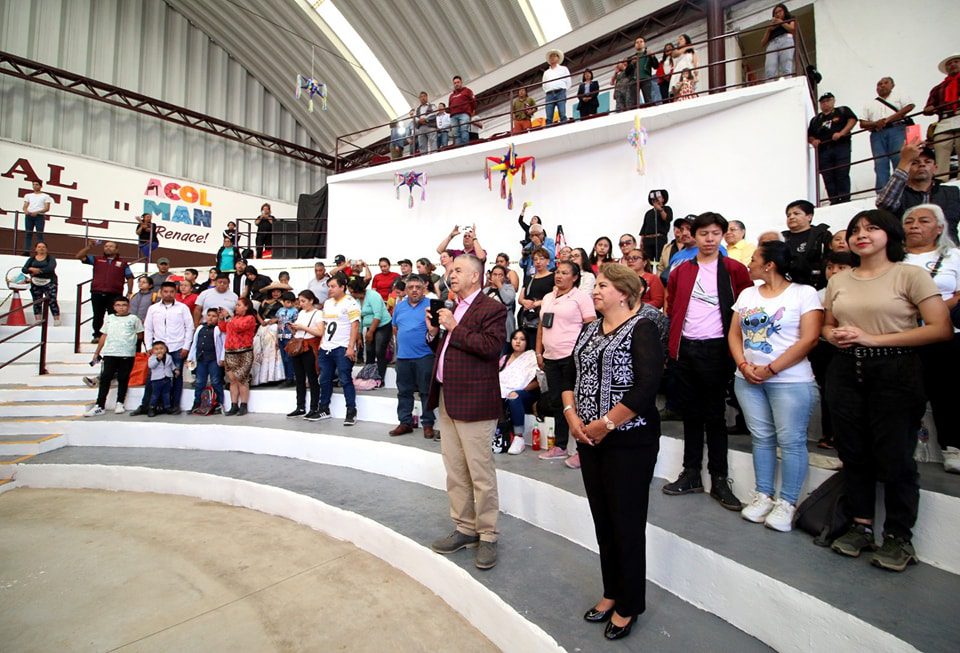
[0,140,297,254]
[328,82,812,263]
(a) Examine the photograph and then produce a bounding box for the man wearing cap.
[808,92,857,204]
[332,254,354,279]
[308,262,331,305]
[876,142,960,243]
[542,49,570,124]
[860,77,915,191]
[923,53,960,182]
[398,259,414,279]
[149,258,172,288]
[640,189,673,261]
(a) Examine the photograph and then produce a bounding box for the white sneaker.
[84,405,105,417]
[943,447,960,474]
[740,491,774,523]
[507,434,525,455]
[53,316,62,327]
[114,403,126,415]
[764,499,796,532]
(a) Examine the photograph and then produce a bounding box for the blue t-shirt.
[392,298,432,359]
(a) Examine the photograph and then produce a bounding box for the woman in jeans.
[729,241,823,532]
[536,261,596,464]
[760,4,796,80]
[286,290,321,418]
[561,264,663,641]
[902,204,960,473]
[823,209,950,572]
[499,330,541,454]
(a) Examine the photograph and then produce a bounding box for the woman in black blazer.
[576,69,600,118]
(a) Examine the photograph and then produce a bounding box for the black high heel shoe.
[583,606,613,623]
[603,614,635,640]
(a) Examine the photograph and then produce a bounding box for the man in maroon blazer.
[426,254,507,570]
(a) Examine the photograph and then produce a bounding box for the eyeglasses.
[624,255,644,262]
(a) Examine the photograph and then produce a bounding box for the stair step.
[0,388,96,402]
[0,402,88,417]
[0,453,34,464]
[0,434,61,444]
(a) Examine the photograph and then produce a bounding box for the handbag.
[127,352,149,387]
[520,277,540,329]
[284,312,317,356]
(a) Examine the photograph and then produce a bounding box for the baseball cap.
[334,254,346,264]
[157,257,170,265]
[818,92,834,102]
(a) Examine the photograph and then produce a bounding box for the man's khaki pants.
[438,393,499,542]
[934,126,959,181]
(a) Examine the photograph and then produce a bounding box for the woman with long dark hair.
[823,209,950,571]
[760,4,797,80]
[589,236,614,274]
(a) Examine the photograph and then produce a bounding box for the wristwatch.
[602,415,616,431]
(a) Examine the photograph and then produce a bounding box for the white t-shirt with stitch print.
[732,283,822,383]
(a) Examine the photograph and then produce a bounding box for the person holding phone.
[536,261,597,466]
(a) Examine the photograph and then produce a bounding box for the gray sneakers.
[475,541,497,570]
[831,523,877,557]
[431,530,479,554]
[871,535,918,572]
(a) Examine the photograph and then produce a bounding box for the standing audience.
[390,275,437,438]
[808,93,857,204]
[220,297,258,416]
[85,296,143,417]
[286,290,323,419]
[760,4,796,80]
[22,242,60,325]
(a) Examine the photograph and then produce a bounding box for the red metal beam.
[0,50,335,169]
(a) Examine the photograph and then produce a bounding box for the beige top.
[824,264,940,335]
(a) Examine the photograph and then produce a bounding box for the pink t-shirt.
[682,259,724,340]
[436,288,481,383]
[541,288,596,360]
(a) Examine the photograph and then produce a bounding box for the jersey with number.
[320,296,361,351]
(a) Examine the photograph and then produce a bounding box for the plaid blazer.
[427,291,507,421]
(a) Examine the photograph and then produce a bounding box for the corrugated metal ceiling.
[164,0,636,152]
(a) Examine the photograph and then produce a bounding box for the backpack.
[794,471,850,546]
[194,385,219,416]
[492,423,511,454]
[353,363,383,391]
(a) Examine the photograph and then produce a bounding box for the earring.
[619,300,624,306]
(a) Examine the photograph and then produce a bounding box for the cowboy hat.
[546,48,564,64]
[939,53,960,74]
[260,281,292,294]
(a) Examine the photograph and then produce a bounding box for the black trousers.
[543,356,574,449]
[292,349,320,412]
[675,338,732,476]
[819,144,852,204]
[919,333,960,449]
[96,356,134,408]
[255,231,272,258]
[827,353,924,539]
[579,437,659,617]
[808,339,836,441]
[90,291,117,338]
[363,323,392,380]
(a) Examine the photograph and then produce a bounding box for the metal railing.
[334,21,816,171]
[234,217,327,259]
[0,297,50,375]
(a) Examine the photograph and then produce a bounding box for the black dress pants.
[543,356,574,449]
[675,337,732,476]
[826,353,925,539]
[292,349,320,412]
[819,143,852,204]
[919,333,960,450]
[90,291,117,338]
[579,436,659,618]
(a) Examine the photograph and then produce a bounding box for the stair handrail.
[0,297,49,374]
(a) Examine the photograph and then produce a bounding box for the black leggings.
[96,356,134,408]
[255,231,272,258]
[292,348,319,411]
[364,323,392,380]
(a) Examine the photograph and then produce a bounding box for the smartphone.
[541,312,555,329]
[429,299,444,327]
[905,124,922,144]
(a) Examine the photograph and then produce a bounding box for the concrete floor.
[0,488,496,653]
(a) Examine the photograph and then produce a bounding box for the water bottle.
[547,426,556,450]
[916,422,930,463]
[412,403,420,428]
[532,427,541,451]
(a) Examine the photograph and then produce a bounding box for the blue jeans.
[734,378,816,505]
[193,358,224,406]
[505,388,538,432]
[151,377,173,409]
[450,113,471,145]
[764,34,795,79]
[640,79,661,105]
[436,128,449,149]
[319,346,355,410]
[545,89,567,123]
[396,355,436,426]
[870,124,906,191]
[278,337,294,379]
[24,214,45,251]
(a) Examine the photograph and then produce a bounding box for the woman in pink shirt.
[219,297,258,415]
[536,260,597,466]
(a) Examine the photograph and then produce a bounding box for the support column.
[706,0,726,92]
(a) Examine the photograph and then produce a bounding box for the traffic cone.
[5,290,26,326]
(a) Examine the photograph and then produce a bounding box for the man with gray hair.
[723,220,756,266]
[425,255,507,570]
[521,223,556,281]
[860,76,914,191]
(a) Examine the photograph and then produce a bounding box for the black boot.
[710,476,743,511]
[237,403,248,416]
[224,404,240,416]
[662,468,704,495]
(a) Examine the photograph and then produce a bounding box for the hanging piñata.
[484,144,535,210]
[627,114,648,174]
[395,171,426,208]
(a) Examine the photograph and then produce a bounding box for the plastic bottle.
[412,403,420,428]
[532,427,541,451]
[916,422,930,463]
[547,426,556,450]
